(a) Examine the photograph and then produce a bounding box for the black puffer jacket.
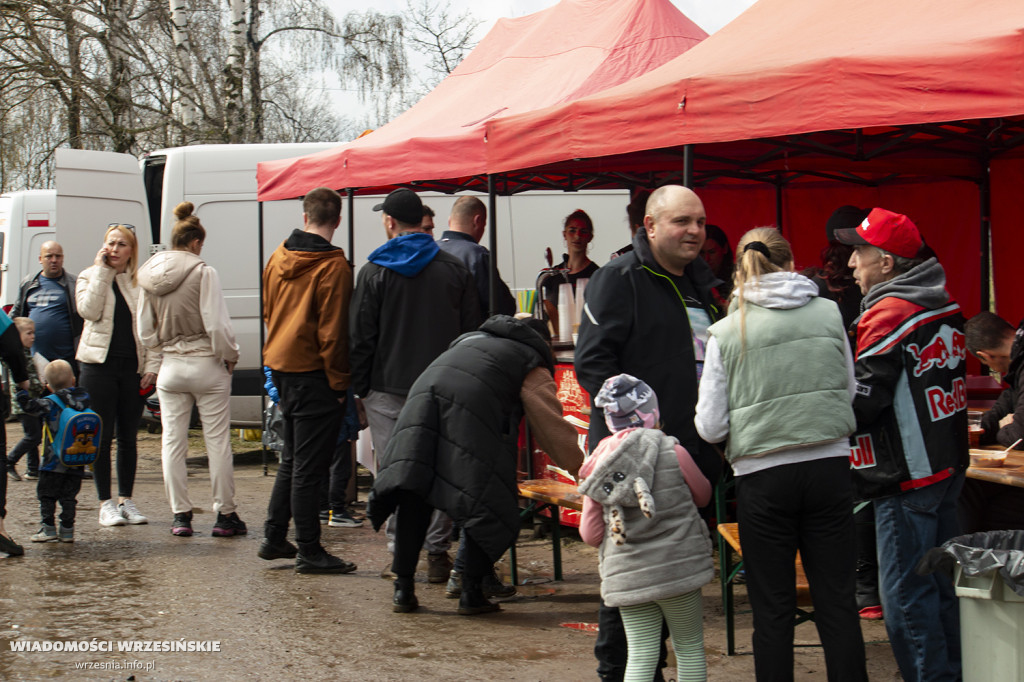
[368,315,554,563]
[574,228,723,484]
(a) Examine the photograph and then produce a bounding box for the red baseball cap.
[834,208,923,258]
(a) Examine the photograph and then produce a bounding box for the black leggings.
[79,358,143,500]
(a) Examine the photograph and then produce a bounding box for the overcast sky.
[328,0,757,36]
[322,0,758,127]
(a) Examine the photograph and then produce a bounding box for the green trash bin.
[956,564,1024,682]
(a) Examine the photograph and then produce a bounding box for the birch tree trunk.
[246,0,263,142]
[103,0,135,153]
[224,0,247,142]
[169,0,195,142]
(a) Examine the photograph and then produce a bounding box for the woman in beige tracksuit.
[137,203,243,538]
[77,224,160,528]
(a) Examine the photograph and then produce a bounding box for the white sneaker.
[99,500,127,526]
[119,499,148,525]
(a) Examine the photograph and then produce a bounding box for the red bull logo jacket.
[849,258,969,499]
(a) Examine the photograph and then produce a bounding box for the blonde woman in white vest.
[77,223,160,528]
[137,203,243,539]
[694,228,867,682]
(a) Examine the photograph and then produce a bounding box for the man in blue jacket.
[350,188,480,584]
[837,208,967,682]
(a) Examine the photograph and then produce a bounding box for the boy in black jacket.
[19,360,91,543]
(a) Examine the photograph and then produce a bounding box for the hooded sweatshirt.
[695,271,856,476]
[350,232,479,397]
[137,250,239,362]
[263,229,352,393]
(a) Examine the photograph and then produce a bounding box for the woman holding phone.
[76,223,160,527]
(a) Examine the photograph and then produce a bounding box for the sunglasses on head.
[107,223,136,234]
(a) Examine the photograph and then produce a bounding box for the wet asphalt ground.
[0,424,900,680]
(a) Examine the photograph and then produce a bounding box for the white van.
[55,144,339,426]
[54,144,631,425]
[0,189,57,311]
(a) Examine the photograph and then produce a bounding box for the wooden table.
[512,479,583,584]
[967,447,1024,488]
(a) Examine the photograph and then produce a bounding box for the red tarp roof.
[485,0,1024,173]
[257,0,706,201]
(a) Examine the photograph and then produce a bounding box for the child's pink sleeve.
[579,496,605,547]
[676,444,711,507]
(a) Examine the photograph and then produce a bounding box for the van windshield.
[143,156,166,246]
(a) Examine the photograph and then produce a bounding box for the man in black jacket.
[575,184,722,681]
[350,188,480,582]
[437,195,516,319]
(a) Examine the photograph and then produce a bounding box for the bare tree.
[405,0,480,85]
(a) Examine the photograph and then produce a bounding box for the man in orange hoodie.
[259,186,357,575]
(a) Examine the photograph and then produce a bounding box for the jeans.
[264,371,342,552]
[736,457,867,682]
[874,472,964,682]
[157,354,235,515]
[80,358,143,500]
[8,414,42,474]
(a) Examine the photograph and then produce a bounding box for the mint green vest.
[708,297,855,462]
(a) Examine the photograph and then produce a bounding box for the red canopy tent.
[256,0,707,201]
[483,0,1024,321]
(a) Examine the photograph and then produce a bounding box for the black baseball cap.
[373,188,423,226]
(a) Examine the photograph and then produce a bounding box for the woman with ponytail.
[137,202,244,538]
[694,228,868,681]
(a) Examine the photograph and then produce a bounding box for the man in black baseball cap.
[352,187,481,593]
[373,188,424,230]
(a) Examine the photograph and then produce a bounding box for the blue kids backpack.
[43,395,102,467]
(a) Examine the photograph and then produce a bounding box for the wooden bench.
[717,521,815,656]
[511,479,583,584]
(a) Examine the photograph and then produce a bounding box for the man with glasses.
[13,240,82,376]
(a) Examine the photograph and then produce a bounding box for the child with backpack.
[6,317,46,481]
[578,374,714,682]
[18,359,100,543]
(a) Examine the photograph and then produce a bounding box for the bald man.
[575,185,724,681]
[437,196,516,318]
[12,241,82,371]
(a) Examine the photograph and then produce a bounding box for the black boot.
[481,569,516,598]
[295,542,357,574]
[854,505,882,618]
[393,576,419,613]
[458,573,500,615]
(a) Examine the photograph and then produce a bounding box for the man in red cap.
[836,208,968,682]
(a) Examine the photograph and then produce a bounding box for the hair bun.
[173,202,195,220]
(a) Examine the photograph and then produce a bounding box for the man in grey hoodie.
[837,208,968,682]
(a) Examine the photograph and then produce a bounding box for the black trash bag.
[262,402,285,453]
[917,530,1024,597]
